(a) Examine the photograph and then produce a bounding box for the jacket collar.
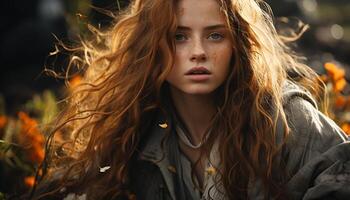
[138,80,320,200]
[139,111,178,200]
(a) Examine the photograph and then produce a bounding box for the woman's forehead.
[176,0,226,27]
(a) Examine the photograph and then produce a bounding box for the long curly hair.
[32,0,325,199]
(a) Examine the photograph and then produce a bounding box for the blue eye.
[208,33,224,40]
[175,33,187,41]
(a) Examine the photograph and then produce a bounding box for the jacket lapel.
[138,113,177,200]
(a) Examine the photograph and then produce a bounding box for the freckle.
[177,7,185,15]
[213,53,217,64]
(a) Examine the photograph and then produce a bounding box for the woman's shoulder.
[281,80,348,152]
[279,80,348,171]
[280,81,350,199]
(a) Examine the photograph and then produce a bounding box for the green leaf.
[41,90,58,125]
[0,140,18,153]
[0,192,6,200]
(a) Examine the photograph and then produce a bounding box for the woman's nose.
[190,39,207,62]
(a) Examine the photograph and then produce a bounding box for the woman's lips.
[186,74,211,81]
[185,66,211,75]
[185,66,211,81]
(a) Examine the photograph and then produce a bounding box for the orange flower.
[335,95,346,109]
[18,112,44,145]
[18,112,45,164]
[324,62,345,81]
[28,144,45,163]
[0,115,7,129]
[18,112,38,133]
[341,123,350,135]
[334,78,347,93]
[324,62,347,92]
[24,176,35,188]
[69,75,82,88]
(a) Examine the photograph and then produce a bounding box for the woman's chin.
[183,88,216,96]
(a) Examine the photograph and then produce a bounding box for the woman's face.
[166,0,233,95]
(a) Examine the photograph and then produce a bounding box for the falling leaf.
[99,166,111,173]
[159,122,168,129]
[205,166,216,175]
[167,165,176,173]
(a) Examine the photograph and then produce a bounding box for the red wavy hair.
[32,0,325,199]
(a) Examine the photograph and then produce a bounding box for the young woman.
[31,0,350,199]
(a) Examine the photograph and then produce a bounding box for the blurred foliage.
[0,90,58,198]
[322,62,350,134]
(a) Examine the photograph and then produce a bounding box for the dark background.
[0,0,349,114]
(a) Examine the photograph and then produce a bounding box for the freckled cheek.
[210,45,232,71]
[170,52,186,79]
[173,51,189,73]
[221,44,233,64]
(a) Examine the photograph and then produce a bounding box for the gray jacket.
[129,82,350,200]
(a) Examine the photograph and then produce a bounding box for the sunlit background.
[0,0,349,113]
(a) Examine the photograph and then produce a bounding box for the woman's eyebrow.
[176,24,227,31]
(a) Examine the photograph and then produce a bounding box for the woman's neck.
[169,87,216,145]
